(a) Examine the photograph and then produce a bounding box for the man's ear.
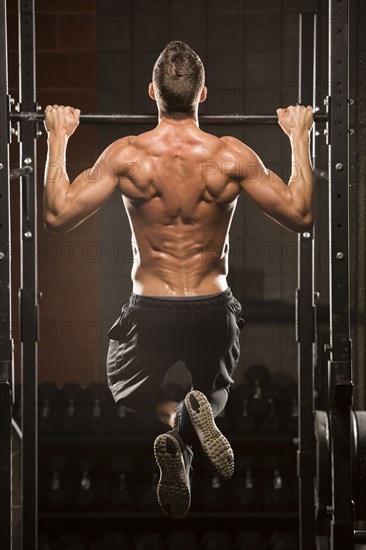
[199,86,208,103]
[149,82,156,101]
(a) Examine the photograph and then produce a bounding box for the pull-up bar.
[10,111,328,125]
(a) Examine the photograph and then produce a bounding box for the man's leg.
[107,297,195,520]
[107,333,178,429]
[174,293,243,479]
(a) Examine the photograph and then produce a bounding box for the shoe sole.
[153,434,191,519]
[184,390,234,480]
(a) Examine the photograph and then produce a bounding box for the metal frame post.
[18,0,39,548]
[327,0,353,548]
[0,0,13,548]
[297,12,317,550]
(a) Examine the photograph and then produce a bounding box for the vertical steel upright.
[0,1,13,549]
[297,12,317,550]
[327,0,353,548]
[18,0,39,548]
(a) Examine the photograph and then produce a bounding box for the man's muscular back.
[44,105,314,297]
[113,122,241,296]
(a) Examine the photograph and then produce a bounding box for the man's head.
[150,41,207,120]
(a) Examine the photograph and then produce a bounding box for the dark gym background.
[6,0,366,548]
[6,0,365,403]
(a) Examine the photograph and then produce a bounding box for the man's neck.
[157,111,199,128]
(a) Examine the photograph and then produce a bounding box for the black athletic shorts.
[106,287,245,414]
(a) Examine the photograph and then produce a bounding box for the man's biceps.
[241,163,269,189]
[80,163,118,186]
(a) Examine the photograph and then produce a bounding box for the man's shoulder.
[110,135,137,150]
[103,135,138,161]
[219,135,254,163]
[220,135,245,149]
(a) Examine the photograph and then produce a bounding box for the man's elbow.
[295,212,314,233]
[44,213,67,234]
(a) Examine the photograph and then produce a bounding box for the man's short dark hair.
[153,41,205,120]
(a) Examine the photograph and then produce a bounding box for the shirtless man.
[44,41,314,519]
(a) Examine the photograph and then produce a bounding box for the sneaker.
[153,428,194,519]
[176,390,234,480]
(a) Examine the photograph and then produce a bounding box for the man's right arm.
[222,105,314,233]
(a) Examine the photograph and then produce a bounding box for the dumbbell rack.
[34,388,299,549]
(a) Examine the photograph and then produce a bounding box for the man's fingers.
[307,105,313,111]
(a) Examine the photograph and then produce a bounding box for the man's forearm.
[288,132,314,220]
[44,131,71,221]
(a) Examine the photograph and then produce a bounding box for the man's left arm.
[44,105,121,234]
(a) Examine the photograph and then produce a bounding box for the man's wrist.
[47,130,69,143]
[290,131,311,146]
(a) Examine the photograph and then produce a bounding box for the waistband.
[128,287,235,311]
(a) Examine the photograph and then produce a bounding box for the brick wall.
[8,0,99,386]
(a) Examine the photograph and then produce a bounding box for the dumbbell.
[133,533,164,550]
[245,365,281,433]
[232,467,263,511]
[262,393,281,434]
[38,531,51,550]
[77,468,97,510]
[84,383,114,434]
[268,531,299,550]
[200,476,228,511]
[94,530,131,550]
[109,456,136,511]
[235,531,268,550]
[138,460,162,512]
[76,456,97,510]
[233,383,255,434]
[111,400,134,434]
[201,531,232,550]
[59,383,84,433]
[54,532,87,550]
[167,529,200,550]
[38,383,60,434]
[264,468,293,511]
[110,472,132,511]
[39,454,72,511]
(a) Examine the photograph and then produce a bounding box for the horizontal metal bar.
[10,165,33,180]
[9,111,329,126]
